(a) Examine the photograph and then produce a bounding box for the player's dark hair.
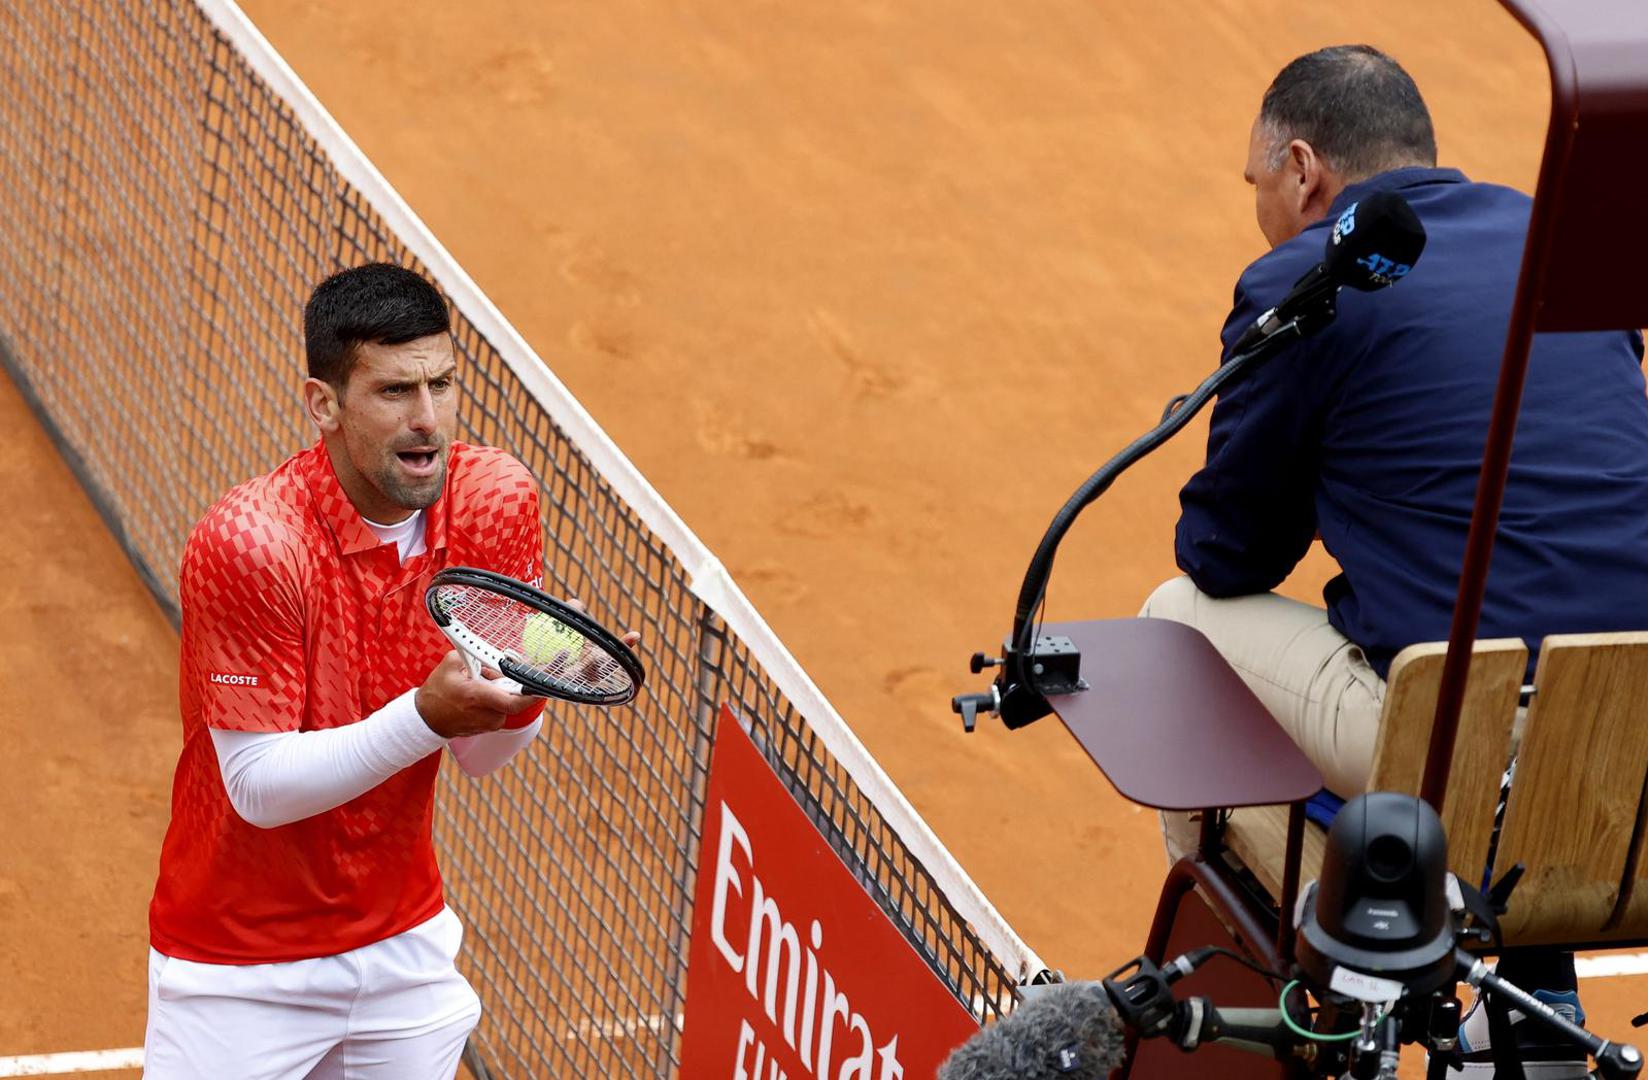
[1261,45,1437,179]
[304,263,451,386]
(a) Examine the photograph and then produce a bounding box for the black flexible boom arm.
[997,305,1331,722]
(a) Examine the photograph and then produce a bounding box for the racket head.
[424,566,644,706]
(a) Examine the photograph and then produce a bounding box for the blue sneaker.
[1447,987,1588,1076]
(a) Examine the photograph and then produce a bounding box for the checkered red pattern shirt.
[150,442,546,963]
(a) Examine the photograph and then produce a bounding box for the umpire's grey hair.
[1259,45,1438,179]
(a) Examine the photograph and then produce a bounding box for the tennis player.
[144,263,626,1078]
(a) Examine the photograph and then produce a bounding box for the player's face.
[1246,116,1299,249]
[331,333,459,522]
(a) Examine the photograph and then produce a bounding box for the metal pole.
[1419,4,1577,809]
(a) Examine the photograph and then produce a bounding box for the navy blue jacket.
[1176,167,1648,678]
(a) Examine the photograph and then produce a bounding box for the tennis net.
[0,2,1040,1074]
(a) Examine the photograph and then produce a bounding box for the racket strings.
[435,585,633,697]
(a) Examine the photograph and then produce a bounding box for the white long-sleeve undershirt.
[211,691,542,829]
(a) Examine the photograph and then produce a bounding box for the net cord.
[192,0,1043,981]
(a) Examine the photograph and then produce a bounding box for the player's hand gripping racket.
[424,567,644,705]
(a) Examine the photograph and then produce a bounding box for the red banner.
[679,706,979,1079]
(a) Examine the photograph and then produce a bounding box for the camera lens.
[1366,834,1414,883]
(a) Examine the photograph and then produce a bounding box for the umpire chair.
[1038,2,1648,1075]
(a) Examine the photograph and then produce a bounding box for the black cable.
[1008,320,1309,682]
[1204,946,1288,987]
[1176,944,1287,987]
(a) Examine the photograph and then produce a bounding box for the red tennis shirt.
[149,441,546,964]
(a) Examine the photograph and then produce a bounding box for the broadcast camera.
[937,793,1644,1078]
[1101,792,1642,1078]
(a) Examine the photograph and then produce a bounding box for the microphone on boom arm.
[952,191,1427,734]
[938,981,1127,1080]
[1231,190,1427,354]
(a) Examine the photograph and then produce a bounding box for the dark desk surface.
[1042,618,1323,810]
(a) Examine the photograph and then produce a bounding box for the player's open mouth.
[396,449,440,476]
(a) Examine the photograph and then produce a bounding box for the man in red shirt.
[144,264,616,1078]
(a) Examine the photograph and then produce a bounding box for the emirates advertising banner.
[679,706,979,1079]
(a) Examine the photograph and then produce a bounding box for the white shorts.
[143,906,482,1080]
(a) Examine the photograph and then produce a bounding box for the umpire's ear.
[302,376,342,434]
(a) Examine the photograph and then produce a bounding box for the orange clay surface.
[4,3,1645,1077]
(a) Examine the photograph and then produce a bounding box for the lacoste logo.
[209,672,260,687]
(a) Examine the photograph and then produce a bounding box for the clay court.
[3,1,1646,1076]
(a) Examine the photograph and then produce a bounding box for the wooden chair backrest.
[1218,640,1521,915]
[1371,632,1648,947]
[1495,633,1648,944]
[1366,638,1526,889]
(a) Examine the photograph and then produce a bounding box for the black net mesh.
[0,2,1018,1075]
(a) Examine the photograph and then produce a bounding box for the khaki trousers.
[1140,576,1386,860]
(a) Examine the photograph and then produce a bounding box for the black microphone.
[938,981,1127,1080]
[1230,190,1427,354]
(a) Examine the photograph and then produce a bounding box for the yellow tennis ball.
[522,613,584,666]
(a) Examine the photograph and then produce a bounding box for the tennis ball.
[522,613,585,666]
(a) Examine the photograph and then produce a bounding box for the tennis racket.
[424,566,644,706]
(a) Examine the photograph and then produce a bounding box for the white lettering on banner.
[801,921,821,1070]
[746,876,802,1045]
[710,799,906,1080]
[208,672,260,687]
[735,1020,756,1079]
[711,802,751,975]
[877,1038,903,1080]
[734,1017,791,1080]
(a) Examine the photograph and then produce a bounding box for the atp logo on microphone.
[1355,252,1413,286]
[1333,203,1358,245]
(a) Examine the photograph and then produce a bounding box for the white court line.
[1578,952,1648,980]
[0,1049,143,1076]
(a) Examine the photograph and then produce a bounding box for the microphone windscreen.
[937,981,1127,1080]
[1322,190,1427,292]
